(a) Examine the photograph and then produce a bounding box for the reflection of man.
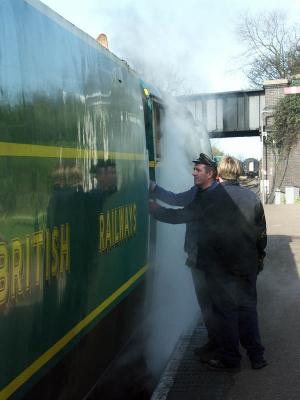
[47,164,85,229]
[88,160,117,257]
[45,164,86,329]
[90,159,117,193]
[47,164,86,262]
[150,153,219,361]
[150,156,267,372]
[47,165,68,229]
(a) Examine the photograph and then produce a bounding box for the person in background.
[149,153,219,361]
[150,156,267,372]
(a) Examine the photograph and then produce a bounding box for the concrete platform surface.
[152,204,300,400]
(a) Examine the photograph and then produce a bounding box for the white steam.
[144,99,209,378]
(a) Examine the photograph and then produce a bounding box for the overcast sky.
[41,0,300,159]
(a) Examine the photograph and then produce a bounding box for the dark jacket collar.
[220,180,240,186]
[199,180,219,192]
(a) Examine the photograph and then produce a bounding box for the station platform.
[151,204,300,400]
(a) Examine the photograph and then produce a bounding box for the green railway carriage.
[0,1,163,398]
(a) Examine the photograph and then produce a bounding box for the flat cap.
[192,153,217,169]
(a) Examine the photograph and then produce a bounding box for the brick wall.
[263,79,300,203]
[264,79,287,108]
[266,143,300,202]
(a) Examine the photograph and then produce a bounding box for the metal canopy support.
[179,89,265,139]
[209,129,260,139]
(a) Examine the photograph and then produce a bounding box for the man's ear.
[207,170,214,179]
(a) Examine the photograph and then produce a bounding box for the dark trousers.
[205,267,264,366]
[191,267,218,344]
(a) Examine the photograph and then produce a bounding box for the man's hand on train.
[149,180,157,192]
[149,199,161,214]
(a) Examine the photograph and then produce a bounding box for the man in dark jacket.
[150,156,267,372]
[149,154,219,359]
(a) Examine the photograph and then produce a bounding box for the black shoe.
[251,359,268,369]
[195,349,216,363]
[208,359,241,373]
[194,342,217,363]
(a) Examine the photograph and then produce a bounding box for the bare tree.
[237,11,300,87]
[211,145,224,157]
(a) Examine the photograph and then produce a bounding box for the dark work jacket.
[153,182,218,267]
[151,181,267,277]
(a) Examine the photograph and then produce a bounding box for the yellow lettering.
[32,231,44,287]
[119,207,124,241]
[105,211,111,249]
[133,203,137,233]
[99,213,106,252]
[98,203,138,255]
[124,206,130,238]
[111,209,115,246]
[128,204,133,236]
[51,227,59,277]
[60,223,70,272]
[114,208,119,244]
[11,238,23,299]
[25,235,31,292]
[0,242,9,306]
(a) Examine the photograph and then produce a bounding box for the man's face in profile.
[192,164,212,188]
[96,166,117,191]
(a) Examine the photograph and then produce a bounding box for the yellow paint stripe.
[0,265,148,400]
[0,142,146,161]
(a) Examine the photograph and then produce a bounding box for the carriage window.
[152,100,164,161]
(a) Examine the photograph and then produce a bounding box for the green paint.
[0,0,155,397]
